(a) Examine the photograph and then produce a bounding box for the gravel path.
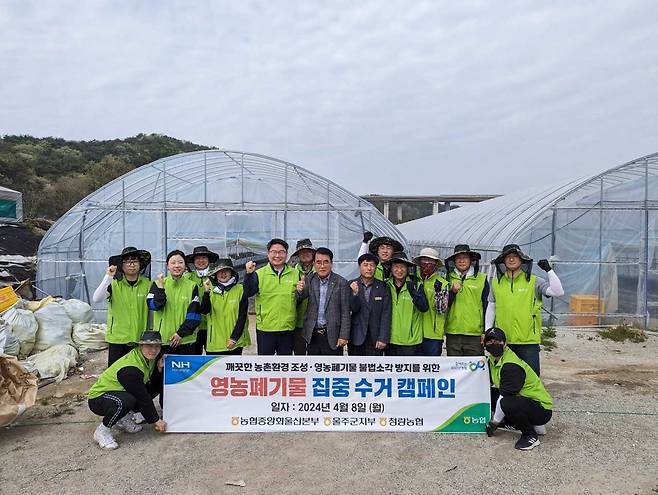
[1,328,657,495]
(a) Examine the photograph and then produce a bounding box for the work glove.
[485,421,498,437]
[406,280,416,294]
[363,231,374,243]
[434,280,443,292]
[537,259,552,272]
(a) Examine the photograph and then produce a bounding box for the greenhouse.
[399,152,658,329]
[37,150,404,320]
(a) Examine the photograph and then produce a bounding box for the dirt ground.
[1,327,657,495]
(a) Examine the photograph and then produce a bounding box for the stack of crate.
[569,294,605,326]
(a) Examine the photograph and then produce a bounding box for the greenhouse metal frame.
[399,152,658,329]
[37,150,405,320]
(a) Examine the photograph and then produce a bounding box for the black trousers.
[307,331,343,356]
[500,395,552,436]
[88,390,157,427]
[385,343,421,356]
[161,343,196,356]
[206,347,243,356]
[348,336,383,356]
[293,327,307,355]
[508,344,541,376]
[194,330,207,355]
[256,330,294,355]
[107,343,135,367]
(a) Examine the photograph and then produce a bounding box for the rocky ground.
[1,327,657,495]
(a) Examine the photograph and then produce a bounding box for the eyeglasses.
[269,250,287,255]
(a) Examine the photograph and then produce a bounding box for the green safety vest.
[184,271,208,331]
[374,263,385,281]
[491,273,542,344]
[489,347,552,410]
[255,264,300,332]
[88,347,156,399]
[294,264,314,328]
[206,284,251,352]
[152,275,199,345]
[388,280,423,346]
[445,271,487,336]
[419,272,448,340]
[105,276,151,344]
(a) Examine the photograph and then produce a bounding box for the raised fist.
[107,265,117,277]
[451,281,461,293]
[537,259,552,272]
[350,281,359,295]
[156,272,165,288]
[203,278,213,292]
[245,261,256,274]
[363,231,374,243]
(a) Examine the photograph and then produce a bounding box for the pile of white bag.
[0,296,108,382]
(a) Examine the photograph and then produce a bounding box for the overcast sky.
[1,1,657,195]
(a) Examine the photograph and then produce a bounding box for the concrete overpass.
[361,194,500,223]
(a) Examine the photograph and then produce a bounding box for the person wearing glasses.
[295,247,351,355]
[92,247,153,366]
[243,239,302,355]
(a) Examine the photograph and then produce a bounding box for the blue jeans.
[507,344,541,376]
[421,338,443,357]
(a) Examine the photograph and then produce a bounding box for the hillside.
[0,134,210,219]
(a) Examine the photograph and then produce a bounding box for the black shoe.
[485,421,498,437]
[515,434,541,450]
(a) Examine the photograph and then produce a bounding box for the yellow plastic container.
[0,286,18,313]
[569,294,605,326]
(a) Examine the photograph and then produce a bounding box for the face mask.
[420,265,435,279]
[485,343,504,357]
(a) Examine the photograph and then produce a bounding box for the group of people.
[87,233,564,451]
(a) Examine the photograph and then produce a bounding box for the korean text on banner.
[163,356,491,433]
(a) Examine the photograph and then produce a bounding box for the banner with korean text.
[163,356,491,433]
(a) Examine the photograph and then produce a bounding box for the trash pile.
[0,289,107,383]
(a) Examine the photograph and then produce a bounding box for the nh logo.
[172,361,191,369]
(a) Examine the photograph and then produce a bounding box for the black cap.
[369,236,404,256]
[493,243,532,264]
[291,238,315,258]
[137,331,162,345]
[208,258,238,278]
[484,327,507,343]
[358,253,379,265]
[267,238,289,251]
[383,251,416,267]
[108,246,151,268]
[185,246,219,264]
[446,244,481,261]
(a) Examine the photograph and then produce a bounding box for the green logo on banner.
[432,402,491,433]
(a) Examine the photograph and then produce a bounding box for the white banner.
[163,355,491,433]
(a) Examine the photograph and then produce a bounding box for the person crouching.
[87,331,167,450]
[484,327,552,451]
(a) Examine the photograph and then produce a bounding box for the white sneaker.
[132,412,145,424]
[94,424,119,450]
[115,414,143,433]
[534,424,547,435]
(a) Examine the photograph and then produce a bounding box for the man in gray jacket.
[296,247,351,355]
